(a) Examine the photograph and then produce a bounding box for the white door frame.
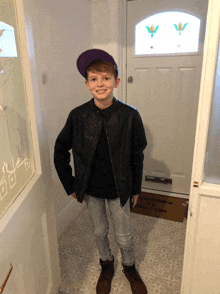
[117,0,127,103]
[181,0,220,292]
[0,1,60,292]
[0,0,42,227]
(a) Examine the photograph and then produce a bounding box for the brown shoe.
[96,257,114,294]
[122,263,148,294]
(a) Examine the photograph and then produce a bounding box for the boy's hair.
[86,60,117,80]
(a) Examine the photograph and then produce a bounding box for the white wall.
[23,0,93,237]
[91,0,125,101]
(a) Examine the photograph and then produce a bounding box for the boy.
[54,49,147,294]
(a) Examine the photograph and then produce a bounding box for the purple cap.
[76,48,118,78]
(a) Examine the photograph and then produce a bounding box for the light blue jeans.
[86,194,135,266]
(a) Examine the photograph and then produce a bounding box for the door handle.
[128,76,133,83]
[0,264,13,293]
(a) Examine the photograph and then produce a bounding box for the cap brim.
[76,49,118,78]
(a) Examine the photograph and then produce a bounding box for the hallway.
[58,204,186,294]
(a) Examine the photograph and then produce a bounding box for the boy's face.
[85,71,121,104]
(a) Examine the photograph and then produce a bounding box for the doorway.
[125,0,209,198]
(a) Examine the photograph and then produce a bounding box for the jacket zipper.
[104,120,123,208]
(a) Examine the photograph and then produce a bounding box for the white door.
[0,0,60,293]
[127,0,208,196]
[181,0,220,292]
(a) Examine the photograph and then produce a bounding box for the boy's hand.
[71,193,87,203]
[72,192,77,200]
[132,195,139,208]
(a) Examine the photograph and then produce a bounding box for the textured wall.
[23,0,93,236]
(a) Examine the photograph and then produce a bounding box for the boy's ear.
[85,79,90,90]
[114,78,121,88]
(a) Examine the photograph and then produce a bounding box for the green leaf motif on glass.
[174,23,188,35]
[146,25,159,37]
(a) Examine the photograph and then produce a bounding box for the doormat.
[131,192,188,222]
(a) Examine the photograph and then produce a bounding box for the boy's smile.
[85,71,121,109]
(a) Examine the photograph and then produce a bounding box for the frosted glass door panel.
[204,37,220,185]
[135,12,201,55]
[0,0,35,218]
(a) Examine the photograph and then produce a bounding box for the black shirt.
[85,101,118,199]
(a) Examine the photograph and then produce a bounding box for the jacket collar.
[89,97,119,118]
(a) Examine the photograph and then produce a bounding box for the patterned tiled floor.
[58,203,187,294]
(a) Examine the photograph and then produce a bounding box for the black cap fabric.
[76,48,118,78]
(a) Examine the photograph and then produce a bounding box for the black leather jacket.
[54,97,147,208]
